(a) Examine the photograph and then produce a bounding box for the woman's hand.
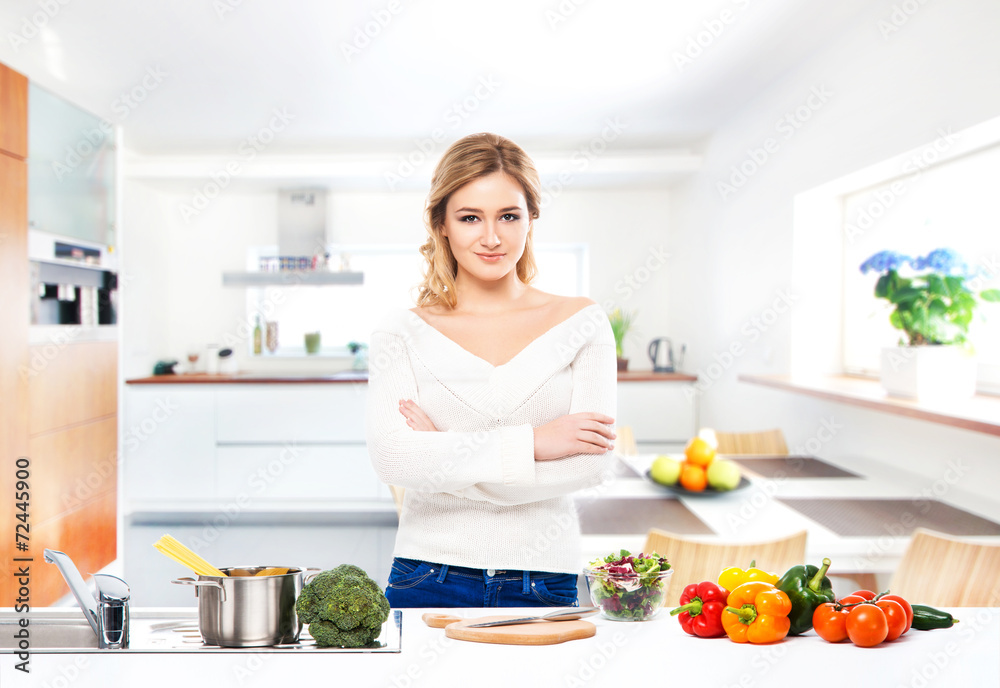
[533,413,615,461]
[399,399,438,432]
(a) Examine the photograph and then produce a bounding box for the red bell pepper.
[669,581,729,638]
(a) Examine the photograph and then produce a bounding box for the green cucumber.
[910,604,959,630]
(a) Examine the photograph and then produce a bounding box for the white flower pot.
[880,346,977,401]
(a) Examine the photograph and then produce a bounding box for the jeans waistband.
[436,564,533,594]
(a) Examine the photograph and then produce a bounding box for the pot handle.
[172,577,226,602]
[302,568,324,585]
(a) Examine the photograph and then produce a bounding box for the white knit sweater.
[365,303,618,574]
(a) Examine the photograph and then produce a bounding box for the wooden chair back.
[643,528,808,605]
[613,426,637,457]
[715,429,789,455]
[890,528,1000,606]
[388,485,405,519]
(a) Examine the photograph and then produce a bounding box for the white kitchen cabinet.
[123,382,383,507]
[215,444,379,501]
[617,380,698,452]
[123,387,217,503]
[215,383,367,443]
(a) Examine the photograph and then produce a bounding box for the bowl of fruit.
[584,550,672,621]
[647,429,749,496]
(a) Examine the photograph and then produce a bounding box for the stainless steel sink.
[0,613,99,650]
[0,608,401,654]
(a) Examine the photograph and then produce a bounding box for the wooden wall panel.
[2,62,119,606]
[27,341,118,436]
[29,416,117,525]
[31,492,117,606]
[0,63,27,158]
[0,61,29,607]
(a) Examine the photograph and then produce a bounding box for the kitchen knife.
[465,607,599,628]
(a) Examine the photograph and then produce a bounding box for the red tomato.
[851,589,877,601]
[875,599,907,641]
[846,603,888,647]
[838,594,868,606]
[812,602,849,643]
[879,594,913,633]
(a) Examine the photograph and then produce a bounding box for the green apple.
[706,459,742,491]
[650,455,682,486]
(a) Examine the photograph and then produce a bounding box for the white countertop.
[2,606,996,687]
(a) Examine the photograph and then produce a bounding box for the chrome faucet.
[43,549,130,649]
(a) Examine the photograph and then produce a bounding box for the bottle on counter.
[253,315,263,355]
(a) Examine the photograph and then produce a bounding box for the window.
[246,243,589,354]
[841,142,1000,390]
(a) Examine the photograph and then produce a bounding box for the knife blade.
[466,607,599,628]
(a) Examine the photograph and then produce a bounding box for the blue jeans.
[384,557,579,608]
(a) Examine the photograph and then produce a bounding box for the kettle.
[648,338,675,373]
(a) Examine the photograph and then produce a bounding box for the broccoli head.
[295,564,390,647]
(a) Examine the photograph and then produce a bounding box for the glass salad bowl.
[583,551,672,621]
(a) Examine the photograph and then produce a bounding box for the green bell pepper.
[776,557,835,636]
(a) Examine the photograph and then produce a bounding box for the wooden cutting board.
[422,613,596,646]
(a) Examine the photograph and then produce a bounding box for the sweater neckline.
[404,303,602,370]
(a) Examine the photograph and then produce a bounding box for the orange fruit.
[685,436,716,467]
[679,462,707,492]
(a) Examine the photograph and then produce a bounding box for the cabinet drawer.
[617,382,696,442]
[124,387,217,500]
[215,384,367,443]
[216,444,378,501]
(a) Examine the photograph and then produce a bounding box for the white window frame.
[791,115,1000,395]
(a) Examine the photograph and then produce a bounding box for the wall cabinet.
[28,83,116,247]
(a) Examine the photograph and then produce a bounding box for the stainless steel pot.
[173,566,320,647]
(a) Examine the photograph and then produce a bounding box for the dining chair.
[613,425,637,457]
[890,528,1000,606]
[388,485,405,519]
[643,528,807,605]
[715,428,789,455]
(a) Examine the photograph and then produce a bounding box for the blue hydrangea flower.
[859,250,911,274]
[911,248,968,275]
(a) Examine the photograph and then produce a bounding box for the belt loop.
[436,564,449,583]
[522,570,530,595]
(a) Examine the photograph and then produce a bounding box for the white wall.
[668,0,1000,502]
[120,181,671,379]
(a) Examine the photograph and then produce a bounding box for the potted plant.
[608,308,637,372]
[859,248,1000,400]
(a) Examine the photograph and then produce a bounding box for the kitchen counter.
[1,606,995,686]
[125,370,371,384]
[124,371,698,384]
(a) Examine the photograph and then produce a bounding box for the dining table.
[577,452,1000,593]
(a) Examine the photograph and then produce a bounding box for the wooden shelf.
[739,373,1000,437]
[617,371,698,382]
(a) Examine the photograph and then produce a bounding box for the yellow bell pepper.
[718,560,779,592]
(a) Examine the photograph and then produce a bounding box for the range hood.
[222,189,363,287]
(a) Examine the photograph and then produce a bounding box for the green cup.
[304,332,321,354]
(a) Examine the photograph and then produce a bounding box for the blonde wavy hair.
[415,133,541,309]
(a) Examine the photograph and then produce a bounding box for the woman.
[365,132,617,608]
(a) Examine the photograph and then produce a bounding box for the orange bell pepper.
[721,581,792,644]
[718,560,779,592]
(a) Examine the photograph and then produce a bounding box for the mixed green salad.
[585,550,672,621]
